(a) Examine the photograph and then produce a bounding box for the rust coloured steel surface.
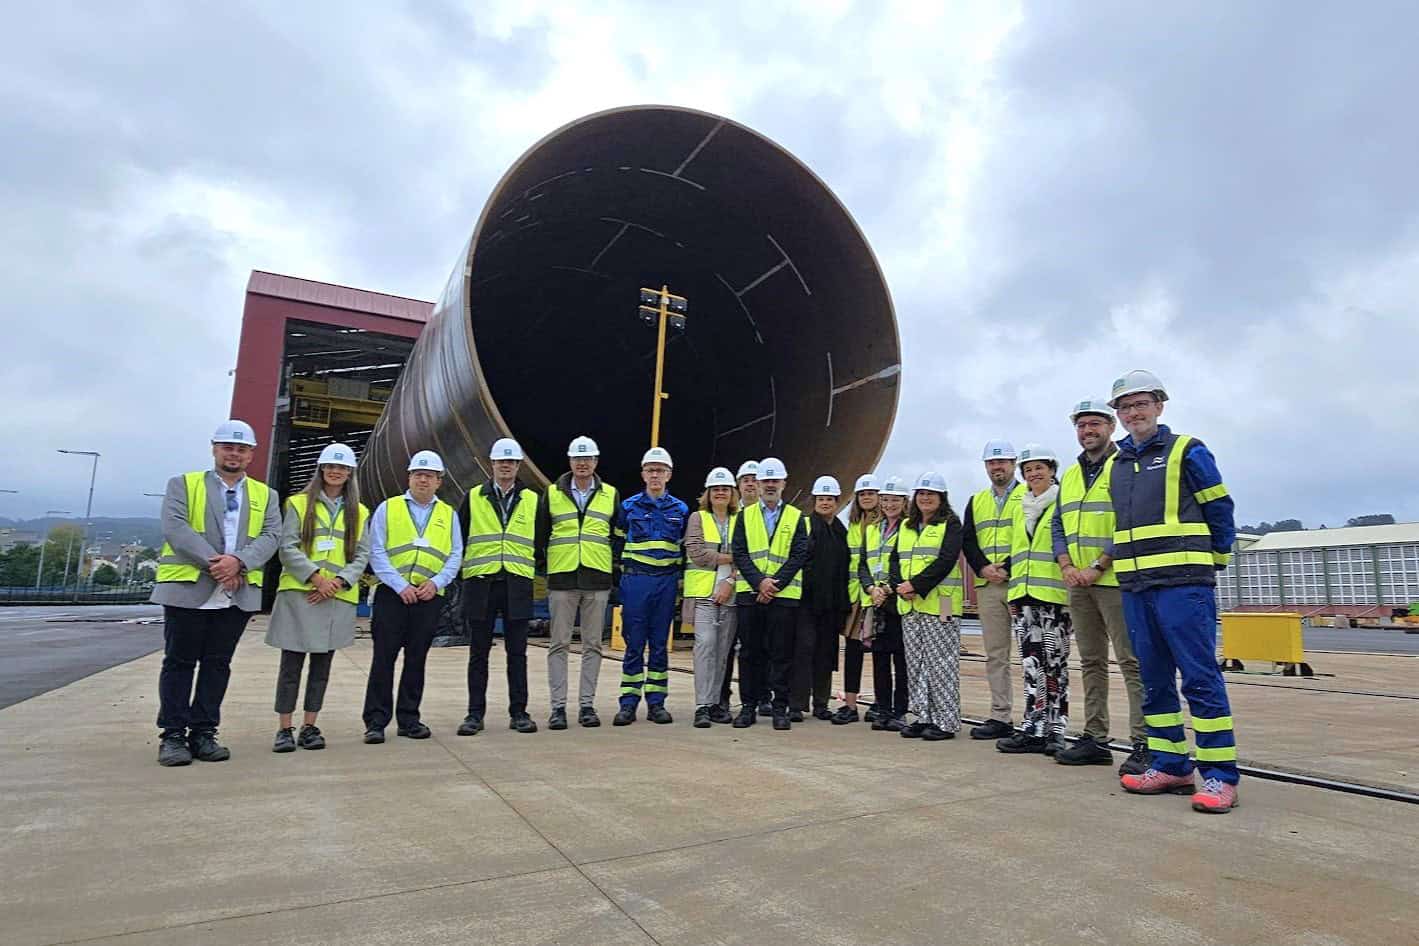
[361,105,900,506]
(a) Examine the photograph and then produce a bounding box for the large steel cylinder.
[362,105,900,506]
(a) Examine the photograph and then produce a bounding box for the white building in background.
[1215,522,1419,613]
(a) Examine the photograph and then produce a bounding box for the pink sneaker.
[1120,767,1196,795]
[1192,777,1239,813]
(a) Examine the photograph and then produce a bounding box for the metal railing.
[0,581,153,605]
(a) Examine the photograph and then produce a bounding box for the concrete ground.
[3,616,1418,946]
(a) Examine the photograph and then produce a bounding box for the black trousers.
[157,605,251,734]
[274,650,334,714]
[465,578,529,718]
[362,585,442,730]
[871,610,909,718]
[791,607,842,711]
[738,603,795,714]
[843,638,866,696]
[718,621,771,708]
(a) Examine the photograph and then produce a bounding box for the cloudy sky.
[2,1,1416,528]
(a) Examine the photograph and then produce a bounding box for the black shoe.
[830,706,860,725]
[158,732,192,767]
[758,701,773,716]
[579,706,601,728]
[398,722,431,739]
[364,728,385,744]
[548,708,568,731]
[1056,735,1114,766]
[694,706,712,728]
[647,705,673,724]
[789,709,804,723]
[510,715,538,734]
[1118,739,1152,776]
[1044,736,1067,757]
[863,705,881,723]
[273,727,296,753]
[772,714,791,731]
[708,704,734,724]
[298,724,325,750]
[457,714,484,736]
[900,722,927,739]
[188,730,230,762]
[970,719,1014,740]
[733,708,756,728]
[812,707,833,721]
[996,732,1049,754]
[922,724,955,741]
[613,706,636,726]
[870,714,893,731]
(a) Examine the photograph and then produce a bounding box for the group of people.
[149,368,1241,814]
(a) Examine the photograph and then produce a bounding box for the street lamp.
[58,449,101,585]
[36,510,71,589]
[636,285,689,448]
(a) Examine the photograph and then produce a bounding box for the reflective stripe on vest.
[895,521,963,617]
[970,483,1024,586]
[1007,499,1068,605]
[1058,455,1119,588]
[384,497,455,594]
[740,502,803,600]
[848,518,886,607]
[461,487,538,580]
[156,472,270,587]
[276,494,368,604]
[1110,432,1218,589]
[546,484,617,575]
[684,510,737,599]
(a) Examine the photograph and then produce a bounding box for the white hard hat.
[914,471,949,493]
[981,439,1016,462]
[568,435,600,458]
[490,437,524,461]
[1108,369,1169,408]
[736,460,759,480]
[641,446,673,468]
[1069,398,1114,423]
[811,475,842,497]
[854,473,880,493]
[1017,443,1058,466]
[211,419,257,446]
[704,466,735,489]
[407,450,445,473]
[758,457,787,480]
[879,474,910,497]
[317,443,357,468]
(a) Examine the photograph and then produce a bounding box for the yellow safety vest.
[384,496,455,595]
[895,520,963,617]
[461,485,538,580]
[684,510,737,599]
[156,471,270,587]
[737,502,804,600]
[1058,455,1118,588]
[1007,498,1068,605]
[970,483,1024,586]
[276,494,369,604]
[848,518,886,607]
[546,482,618,575]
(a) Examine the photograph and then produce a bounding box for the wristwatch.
[1089,559,1104,571]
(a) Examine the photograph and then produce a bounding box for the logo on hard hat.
[1112,377,1125,392]
[502,448,512,456]
[334,452,345,460]
[992,448,1002,455]
[577,445,587,453]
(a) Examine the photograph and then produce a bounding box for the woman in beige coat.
[682,467,740,728]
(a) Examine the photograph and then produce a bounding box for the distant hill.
[0,517,162,551]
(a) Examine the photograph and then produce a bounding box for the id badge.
[316,538,336,552]
[412,536,431,548]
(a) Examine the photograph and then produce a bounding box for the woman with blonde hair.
[265,443,370,752]
[683,467,740,727]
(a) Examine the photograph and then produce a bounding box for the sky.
[2,1,1417,529]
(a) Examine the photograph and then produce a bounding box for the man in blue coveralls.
[1108,369,1240,814]
[613,446,688,726]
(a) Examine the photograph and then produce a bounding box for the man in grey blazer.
[151,420,281,766]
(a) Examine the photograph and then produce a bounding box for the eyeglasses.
[1115,398,1157,413]
[225,489,239,513]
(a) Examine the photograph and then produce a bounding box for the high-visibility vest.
[546,483,618,575]
[461,485,538,580]
[276,494,369,604]
[1058,455,1119,588]
[848,518,885,607]
[895,520,963,617]
[156,471,271,587]
[737,502,804,600]
[383,496,456,595]
[684,510,737,599]
[970,483,1024,586]
[1110,431,1228,590]
[1007,498,1068,605]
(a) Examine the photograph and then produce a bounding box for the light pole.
[36,510,71,589]
[636,285,688,447]
[58,449,100,587]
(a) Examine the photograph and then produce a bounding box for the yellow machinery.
[289,377,391,430]
[1219,612,1313,676]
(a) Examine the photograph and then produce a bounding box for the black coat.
[801,515,851,614]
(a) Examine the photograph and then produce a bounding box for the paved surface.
[2,620,1417,946]
[961,617,1419,655]
[0,604,163,709]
